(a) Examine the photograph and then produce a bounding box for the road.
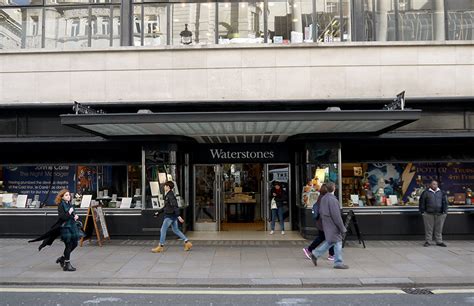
[1,287,474,306]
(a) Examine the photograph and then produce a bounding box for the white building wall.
[0,42,472,104]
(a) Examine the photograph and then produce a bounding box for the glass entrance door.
[265,163,291,231]
[194,164,222,231]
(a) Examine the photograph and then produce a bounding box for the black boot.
[56,256,65,268]
[63,261,76,272]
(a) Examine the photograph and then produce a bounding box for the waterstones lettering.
[210,149,275,160]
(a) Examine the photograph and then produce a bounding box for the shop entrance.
[193,163,290,232]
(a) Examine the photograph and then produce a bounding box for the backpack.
[311,201,319,220]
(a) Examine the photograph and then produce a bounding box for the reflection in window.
[446,0,474,40]
[397,0,439,41]
[218,0,263,44]
[111,5,120,46]
[45,6,89,49]
[316,0,338,42]
[0,8,42,49]
[267,0,313,43]
[144,4,166,46]
[172,2,215,45]
[133,5,142,46]
[91,7,114,48]
[351,0,375,41]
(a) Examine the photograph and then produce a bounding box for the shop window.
[299,144,339,209]
[300,163,338,209]
[145,148,186,211]
[341,162,474,208]
[397,0,439,41]
[315,0,350,42]
[218,0,263,44]
[0,164,141,209]
[144,8,165,46]
[446,0,474,41]
[267,0,314,43]
[171,2,215,46]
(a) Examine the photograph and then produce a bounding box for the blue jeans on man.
[312,240,344,267]
[160,216,188,245]
[271,207,284,231]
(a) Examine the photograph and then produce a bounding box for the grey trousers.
[423,213,447,244]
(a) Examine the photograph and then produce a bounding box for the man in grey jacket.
[310,182,349,269]
[419,180,448,247]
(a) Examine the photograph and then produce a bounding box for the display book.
[0,193,40,208]
[150,179,184,210]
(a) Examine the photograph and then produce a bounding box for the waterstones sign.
[196,145,288,163]
[210,149,275,160]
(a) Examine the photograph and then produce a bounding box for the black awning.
[61,110,421,143]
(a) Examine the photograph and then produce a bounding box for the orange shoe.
[184,241,192,251]
[151,245,164,253]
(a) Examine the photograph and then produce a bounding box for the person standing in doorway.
[310,182,349,269]
[152,181,192,253]
[303,184,335,261]
[270,181,287,235]
[419,180,448,247]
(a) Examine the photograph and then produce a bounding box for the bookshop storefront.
[1,108,474,239]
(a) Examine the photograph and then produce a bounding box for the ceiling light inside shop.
[241,3,246,7]
[174,19,180,22]
[224,3,229,7]
[292,18,298,22]
[181,3,185,7]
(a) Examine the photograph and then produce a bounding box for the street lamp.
[180,24,193,45]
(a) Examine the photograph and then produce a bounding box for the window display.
[341,162,474,207]
[301,163,338,208]
[145,148,185,210]
[0,165,141,209]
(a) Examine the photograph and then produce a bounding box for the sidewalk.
[1,237,473,288]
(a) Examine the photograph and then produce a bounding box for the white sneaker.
[281,231,285,235]
[270,230,274,235]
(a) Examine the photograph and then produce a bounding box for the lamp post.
[180,23,193,45]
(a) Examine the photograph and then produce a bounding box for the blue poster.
[3,166,76,206]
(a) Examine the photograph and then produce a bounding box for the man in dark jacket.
[152,181,192,253]
[419,180,448,247]
[310,182,348,269]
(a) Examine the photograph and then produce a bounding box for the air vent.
[402,288,434,295]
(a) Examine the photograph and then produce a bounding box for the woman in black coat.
[29,189,82,271]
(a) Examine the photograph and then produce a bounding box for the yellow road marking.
[432,289,474,294]
[0,288,405,295]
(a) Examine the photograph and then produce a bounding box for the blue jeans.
[271,207,284,231]
[312,240,344,267]
[159,216,188,245]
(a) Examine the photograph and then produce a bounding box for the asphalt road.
[1,287,474,306]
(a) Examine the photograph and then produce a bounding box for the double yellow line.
[1,288,473,295]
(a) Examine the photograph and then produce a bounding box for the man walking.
[310,182,349,269]
[419,180,448,247]
[151,181,192,253]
